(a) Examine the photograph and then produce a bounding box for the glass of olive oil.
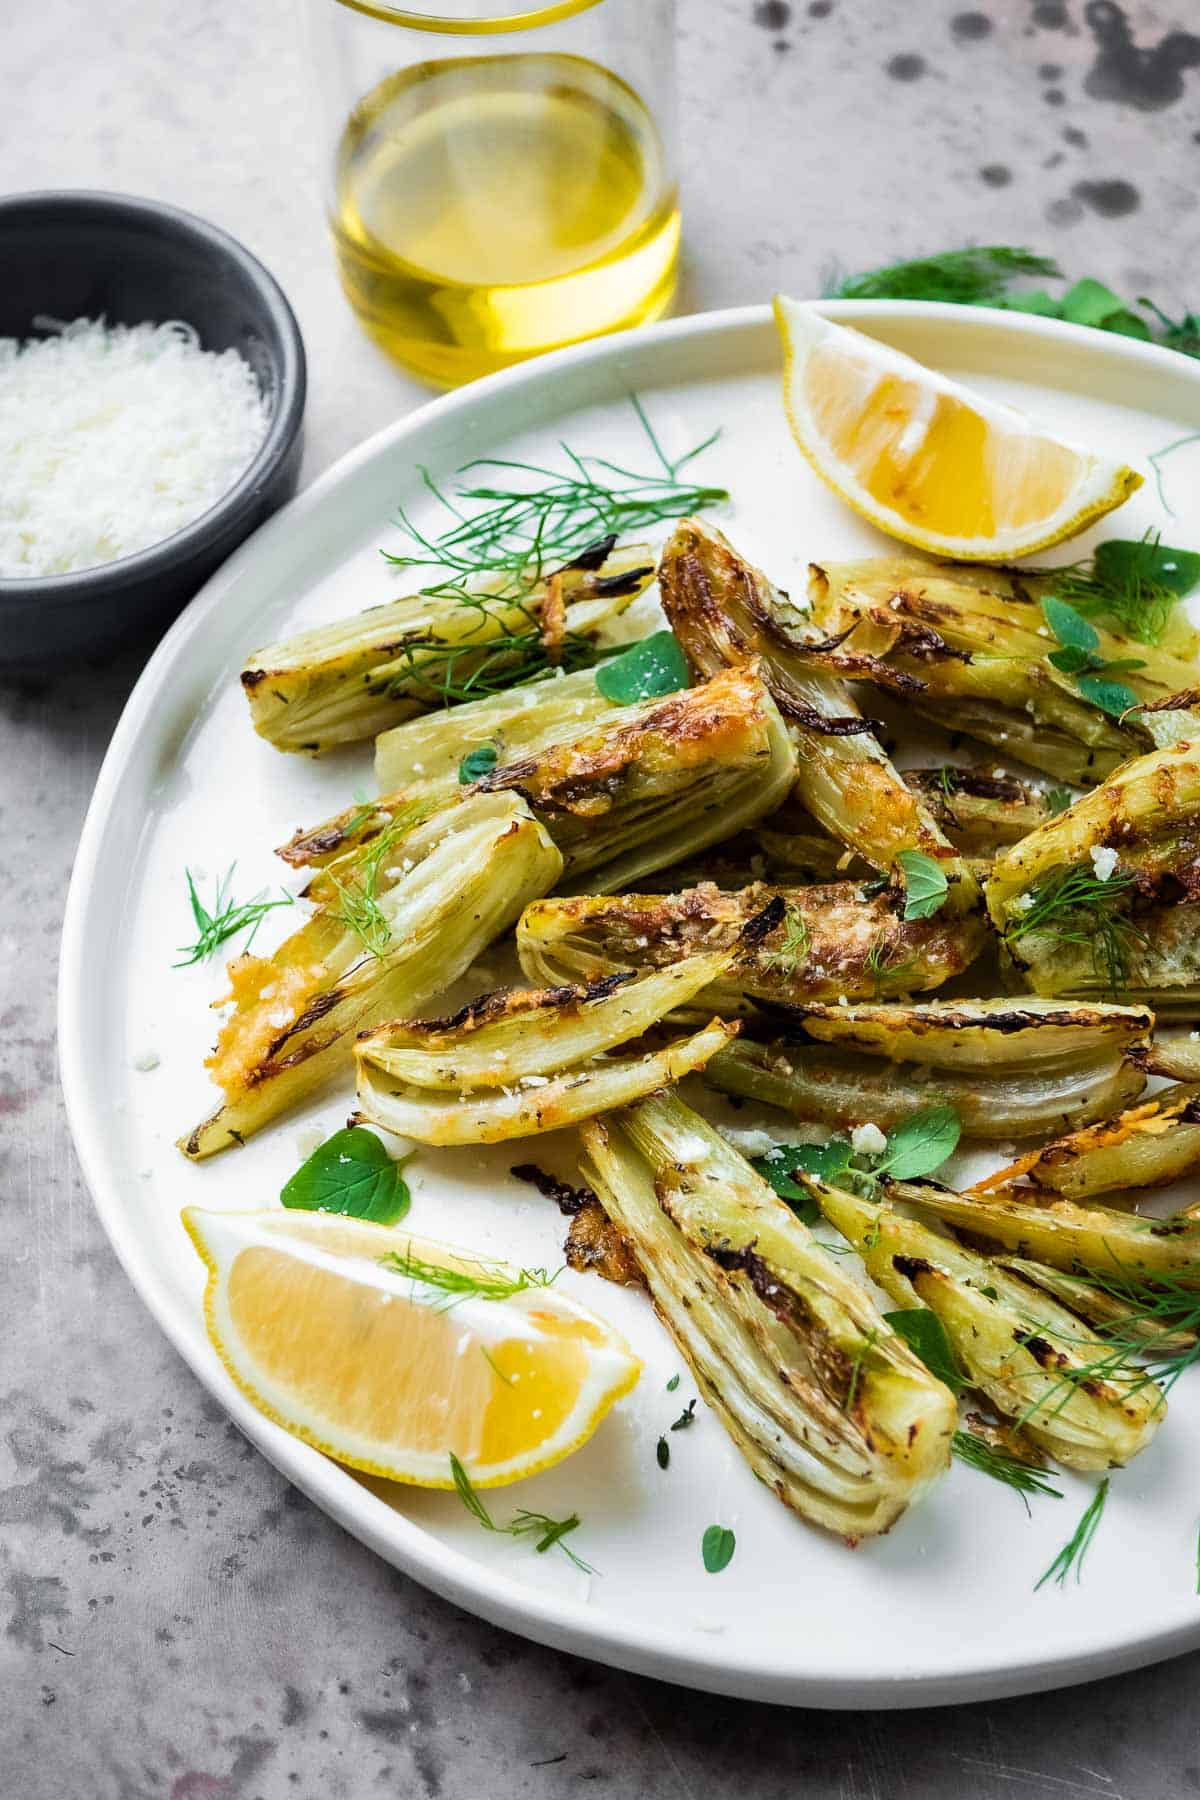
[305,0,680,386]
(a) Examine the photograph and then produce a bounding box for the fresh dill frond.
[379,601,623,710]
[1007,864,1144,998]
[953,1430,1064,1507]
[382,395,726,603]
[1149,432,1200,517]
[763,904,811,976]
[378,1245,560,1307]
[865,932,919,999]
[174,866,294,968]
[1035,1478,1109,1591]
[449,1453,591,1570]
[829,246,1059,305]
[329,802,430,958]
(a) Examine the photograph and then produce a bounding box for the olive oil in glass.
[332,51,680,385]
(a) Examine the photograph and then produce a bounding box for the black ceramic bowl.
[0,191,306,666]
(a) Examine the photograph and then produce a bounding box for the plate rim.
[59,299,1200,1708]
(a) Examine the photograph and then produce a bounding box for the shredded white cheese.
[1090,845,1119,882]
[0,316,269,577]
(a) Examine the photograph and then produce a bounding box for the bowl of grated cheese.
[0,190,306,665]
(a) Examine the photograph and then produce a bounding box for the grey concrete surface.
[4,1,1200,1794]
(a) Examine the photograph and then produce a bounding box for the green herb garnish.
[1035,1478,1109,1591]
[1041,596,1145,718]
[458,742,500,783]
[875,1105,961,1179]
[174,866,293,967]
[1043,787,1075,817]
[385,396,726,604]
[378,1246,559,1307]
[594,629,690,705]
[656,1436,670,1470]
[1034,534,1200,646]
[329,801,430,957]
[701,1524,736,1574]
[830,246,1060,306]
[1149,432,1200,517]
[865,933,919,999]
[952,1431,1064,1505]
[752,1104,960,1214]
[762,903,812,977]
[666,1372,681,1392]
[670,1399,698,1432]
[280,1126,413,1224]
[883,1309,966,1394]
[1007,863,1143,999]
[896,849,949,921]
[449,1453,590,1570]
[830,246,1200,364]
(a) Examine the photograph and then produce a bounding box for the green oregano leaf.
[280,1126,413,1224]
[701,1524,736,1574]
[874,1105,961,1180]
[1077,673,1141,719]
[594,630,690,704]
[1042,596,1100,655]
[458,742,500,783]
[883,1308,966,1394]
[752,1142,852,1221]
[896,849,949,921]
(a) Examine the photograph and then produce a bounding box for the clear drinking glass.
[304,0,680,387]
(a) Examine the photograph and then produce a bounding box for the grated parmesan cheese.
[0,316,269,577]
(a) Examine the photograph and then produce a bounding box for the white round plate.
[61,302,1200,1708]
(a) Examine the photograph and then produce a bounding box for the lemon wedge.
[774,295,1142,560]
[183,1208,640,1487]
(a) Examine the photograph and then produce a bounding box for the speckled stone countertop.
[5,1,1200,1794]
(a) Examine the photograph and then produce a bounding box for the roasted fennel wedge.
[810,1184,1163,1470]
[975,1083,1200,1203]
[895,1183,1200,1287]
[808,557,1199,785]
[658,519,978,915]
[180,793,561,1159]
[704,996,1148,1139]
[579,1094,956,1538]
[289,667,797,896]
[986,738,1200,1009]
[241,539,654,752]
[517,881,988,1012]
[353,952,739,1145]
[904,767,1068,853]
[372,664,617,800]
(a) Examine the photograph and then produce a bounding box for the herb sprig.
[829,247,1200,363]
[1033,534,1200,647]
[1041,596,1146,719]
[897,849,949,921]
[752,1105,961,1217]
[449,1453,590,1570]
[953,1430,1064,1506]
[1007,863,1143,999]
[281,1126,413,1225]
[174,866,294,967]
[763,904,812,977]
[384,396,726,604]
[1035,1478,1109,1591]
[378,1246,560,1308]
